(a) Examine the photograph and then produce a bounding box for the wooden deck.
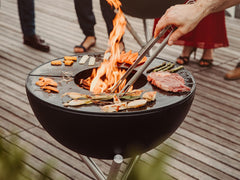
[1,0,240,179]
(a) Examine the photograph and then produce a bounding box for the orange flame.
[88,0,127,94]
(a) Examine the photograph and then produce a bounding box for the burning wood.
[79,79,91,90]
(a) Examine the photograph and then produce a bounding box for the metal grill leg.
[107,154,123,180]
[143,19,149,42]
[126,18,146,48]
[121,155,141,180]
[79,154,139,180]
[78,154,106,180]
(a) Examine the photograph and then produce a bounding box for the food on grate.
[61,89,155,112]
[127,99,147,109]
[88,57,96,66]
[51,60,62,66]
[169,65,184,73]
[41,86,59,93]
[36,77,58,87]
[63,56,77,66]
[142,91,157,102]
[64,56,77,61]
[147,71,190,92]
[63,99,92,107]
[36,77,59,93]
[118,50,147,65]
[120,89,143,100]
[79,55,89,64]
[62,92,90,99]
[147,62,184,73]
[101,102,128,112]
[64,60,74,66]
[124,89,143,97]
[91,94,114,100]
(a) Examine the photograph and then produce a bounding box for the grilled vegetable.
[127,99,147,109]
[168,65,184,73]
[146,62,166,73]
[62,92,90,99]
[153,62,172,72]
[124,89,143,97]
[101,102,127,112]
[120,95,140,101]
[63,99,92,107]
[91,94,114,100]
[142,91,157,102]
[162,63,175,71]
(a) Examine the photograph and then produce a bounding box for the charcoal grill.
[26,52,195,159]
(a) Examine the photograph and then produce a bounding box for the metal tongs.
[111,25,174,95]
[111,0,194,95]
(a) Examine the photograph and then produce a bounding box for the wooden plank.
[172,132,240,170]
[0,91,39,126]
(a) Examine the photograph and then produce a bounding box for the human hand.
[154,4,206,45]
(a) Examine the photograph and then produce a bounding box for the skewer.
[111,25,171,93]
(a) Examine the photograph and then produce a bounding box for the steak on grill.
[147,71,191,92]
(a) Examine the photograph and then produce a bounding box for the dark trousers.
[17,0,35,36]
[74,0,116,37]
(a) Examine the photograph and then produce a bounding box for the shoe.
[74,36,96,53]
[199,58,213,67]
[224,62,240,80]
[176,47,197,65]
[23,34,50,52]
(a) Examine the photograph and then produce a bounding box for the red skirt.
[153,11,229,49]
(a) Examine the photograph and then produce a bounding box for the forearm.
[154,0,240,45]
[196,0,240,17]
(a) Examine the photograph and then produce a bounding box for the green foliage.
[0,136,54,180]
[127,146,173,180]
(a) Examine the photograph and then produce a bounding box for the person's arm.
[202,0,240,14]
[154,0,240,45]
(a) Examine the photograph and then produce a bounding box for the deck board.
[1,0,240,179]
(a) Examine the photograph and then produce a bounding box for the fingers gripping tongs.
[111,25,175,95]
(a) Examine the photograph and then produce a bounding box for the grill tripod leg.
[126,18,146,48]
[78,154,106,180]
[107,155,124,180]
[79,154,140,180]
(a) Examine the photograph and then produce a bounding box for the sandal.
[199,58,213,67]
[74,36,96,53]
[176,56,190,65]
[176,47,197,65]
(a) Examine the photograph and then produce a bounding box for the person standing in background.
[153,10,229,67]
[73,0,124,53]
[154,0,240,79]
[17,0,50,52]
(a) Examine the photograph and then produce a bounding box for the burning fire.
[81,0,128,94]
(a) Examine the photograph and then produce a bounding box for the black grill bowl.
[26,55,195,159]
[120,0,186,18]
